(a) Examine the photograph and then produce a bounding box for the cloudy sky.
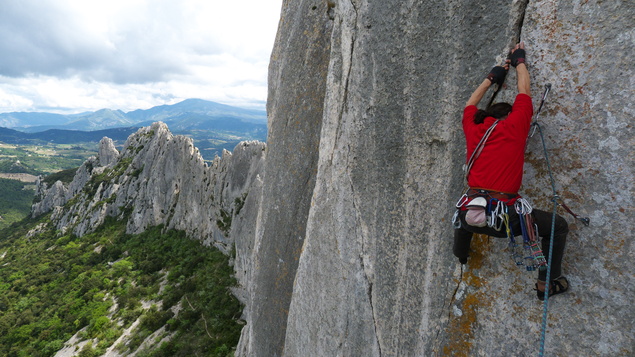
[0,0,283,114]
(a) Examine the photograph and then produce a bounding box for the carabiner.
[514,197,533,215]
[452,210,461,229]
[455,194,469,208]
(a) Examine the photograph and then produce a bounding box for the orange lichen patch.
[468,234,493,270]
[442,234,492,356]
[443,282,486,356]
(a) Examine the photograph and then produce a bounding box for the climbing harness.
[454,189,547,271]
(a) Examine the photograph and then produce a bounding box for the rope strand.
[534,121,558,357]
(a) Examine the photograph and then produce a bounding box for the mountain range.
[0,99,267,159]
[0,98,267,133]
[0,126,139,145]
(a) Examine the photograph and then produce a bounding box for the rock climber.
[452,42,569,301]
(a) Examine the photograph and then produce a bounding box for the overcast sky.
[0,0,283,114]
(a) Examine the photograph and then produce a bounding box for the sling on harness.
[514,198,547,270]
[464,120,500,181]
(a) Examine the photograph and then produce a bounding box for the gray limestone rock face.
[236,0,333,356]
[31,156,99,220]
[247,0,635,356]
[66,158,98,200]
[31,179,69,218]
[98,137,120,167]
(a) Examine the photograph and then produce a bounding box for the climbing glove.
[486,66,507,86]
[509,48,526,67]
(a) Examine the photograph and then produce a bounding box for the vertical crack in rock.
[433,264,465,344]
[348,145,382,356]
[370,288,383,356]
[340,0,358,117]
[447,264,464,321]
[328,0,358,168]
[510,0,529,46]
[343,2,385,354]
[356,218,384,356]
[515,0,528,42]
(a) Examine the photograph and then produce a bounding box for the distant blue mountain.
[0,99,267,160]
[0,99,267,133]
[0,126,138,145]
[127,99,267,124]
[0,112,72,128]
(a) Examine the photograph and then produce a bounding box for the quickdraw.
[513,198,547,271]
[452,194,469,228]
[488,199,507,231]
[553,194,591,226]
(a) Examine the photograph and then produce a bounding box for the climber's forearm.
[466,79,492,107]
[516,63,531,96]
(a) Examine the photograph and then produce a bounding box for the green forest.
[0,178,35,230]
[0,215,243,356]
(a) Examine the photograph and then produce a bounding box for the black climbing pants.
[453,208,568,282]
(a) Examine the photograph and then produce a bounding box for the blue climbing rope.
[533,121,558,357]
[531,83,589,355]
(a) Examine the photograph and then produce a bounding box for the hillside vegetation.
[0,215,243,356]
[0,178,35,230]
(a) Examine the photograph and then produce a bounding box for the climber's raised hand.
[486,66,508,86]
[509,42,526,68]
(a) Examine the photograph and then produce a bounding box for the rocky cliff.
[32,1,633,356]
[235,0,333,355]
[33,122,265,265]
[242,0,634,356]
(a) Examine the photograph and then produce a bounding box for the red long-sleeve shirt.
[463,93,534,193]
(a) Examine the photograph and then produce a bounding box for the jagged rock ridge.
[33,122,265,277]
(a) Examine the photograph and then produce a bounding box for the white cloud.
[0,0,282,114]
